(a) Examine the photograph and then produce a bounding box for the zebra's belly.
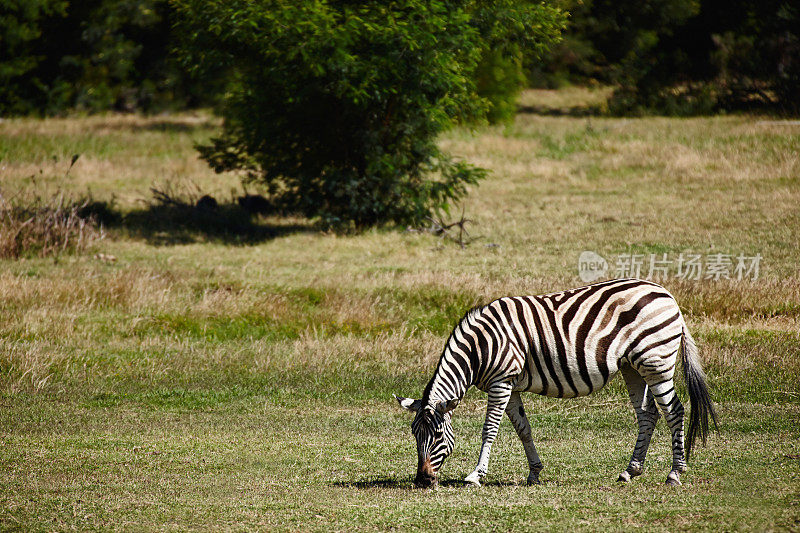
[512,362,617,398]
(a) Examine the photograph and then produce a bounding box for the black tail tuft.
[682,326,718,461]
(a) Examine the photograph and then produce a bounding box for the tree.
[173,0,565,228]
[470,0,569,122]
[529,0,700,88]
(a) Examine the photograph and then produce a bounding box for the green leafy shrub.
[470,0,568,122]
[174,0,565,228]
[474,48,527,124]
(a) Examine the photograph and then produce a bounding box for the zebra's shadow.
[332,477,409,489]
[332,477,527,489]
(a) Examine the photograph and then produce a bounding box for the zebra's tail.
[681,323,718,461]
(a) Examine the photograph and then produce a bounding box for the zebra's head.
[394,394,459,487]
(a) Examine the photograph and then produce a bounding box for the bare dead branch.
[424,205,478,248]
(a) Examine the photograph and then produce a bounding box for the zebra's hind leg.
[505,392,544,485]
[618,365,661,483]
[642,372,687,486]
[465,381,513,486]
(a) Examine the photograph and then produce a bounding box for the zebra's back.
[467,279,684,398]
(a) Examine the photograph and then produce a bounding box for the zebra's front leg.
[465,382,513,486]
[505,391,544,485]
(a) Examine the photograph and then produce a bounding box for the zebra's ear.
[435,398,460,415]
[394,394,422,413]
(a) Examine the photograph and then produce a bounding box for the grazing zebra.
[395,278,716,487]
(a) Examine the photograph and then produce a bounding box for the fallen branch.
[425,205,477,248]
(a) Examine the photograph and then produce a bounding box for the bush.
[474,47,527,124]
[531,0,798,116]
[174,0,565,228]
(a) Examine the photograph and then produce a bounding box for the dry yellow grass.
[0,112,225,207]
[516,86,614,111]
[0,88,798,396]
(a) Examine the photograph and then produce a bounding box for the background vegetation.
[532,0,799,115]
[1,88,798,529]
[2,0,797,118]
[0,0,206,115]
[171,0,564,227]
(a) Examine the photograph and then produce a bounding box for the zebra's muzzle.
[415,458,437,487]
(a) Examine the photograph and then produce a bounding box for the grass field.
[2,88,799,531]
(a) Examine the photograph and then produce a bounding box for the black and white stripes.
[396,278,717,487]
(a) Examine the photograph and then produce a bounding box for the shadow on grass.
[518,97,796,118]
[517,103,604,117]
[132,119,214,134]
[333,477,524,490]
[98,202,314,246]
[334,477,412,489]
[91,116,217,134]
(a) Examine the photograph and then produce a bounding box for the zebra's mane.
[461,304,486,323]
[420,303,487,404]
[446,304,488,346]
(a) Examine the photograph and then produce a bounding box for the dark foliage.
[533,0,799,115]
[0,0,208,115]
[616,0,799,115]
[174,0,565,228]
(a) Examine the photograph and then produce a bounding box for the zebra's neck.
[422,344,473,407]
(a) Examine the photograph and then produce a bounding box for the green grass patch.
[2,393,798,531]
[133,313,304,342]
[511,125,602,160]
[377,285,483,335]
[2,97,799,529]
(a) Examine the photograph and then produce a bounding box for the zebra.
[395,278,717,487]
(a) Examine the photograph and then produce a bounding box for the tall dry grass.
[0,189,104,259]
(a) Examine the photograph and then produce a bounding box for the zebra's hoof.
[617,471,632,483]
[464,472,482,486]
[665,472,682,486]
[526,474,541,486]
